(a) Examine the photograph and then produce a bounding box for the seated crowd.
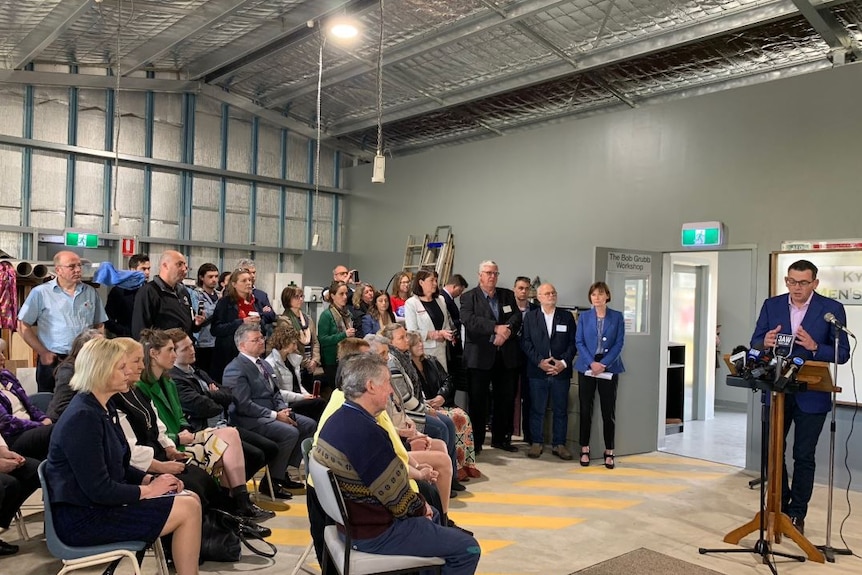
[0,254,505,575]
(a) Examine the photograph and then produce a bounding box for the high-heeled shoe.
[579,448,590,467]
[603,451,615,469]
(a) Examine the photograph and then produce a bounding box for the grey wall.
[716,250,756,407]
[345,62,862,476]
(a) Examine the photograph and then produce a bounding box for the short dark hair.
[447,274,468,289]
[588,281,612,303]
[281,285,303,309]
[196,263,218,287]
[788,259,818,279]
[128,253,149,269]
[514,276,531,285]
[218,271,231,287]
[412,270,438,298]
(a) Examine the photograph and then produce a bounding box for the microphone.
[824,313,855,338]
[781,356,805,381]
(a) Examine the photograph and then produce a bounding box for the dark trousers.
[578,372,618,450]
[529,376,570,446]
[236,427,279,482]
[7,425,53,461]
[519,356,531,443]
[781,394,827,520]
[290,397,328,422]
[467,356,518,449]
[36,355,66,393]
[0,456,40,528]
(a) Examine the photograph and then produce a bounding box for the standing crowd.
[0,252,634,575]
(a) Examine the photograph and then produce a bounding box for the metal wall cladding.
[224,181,250,213]
[30,151,67,227]
[153,93,184,162]
[73,157,105,215]
[224,210,251,244]
[317,147,336,187]
[77,89,108,150]
[0,146,22,221]
[188,246,220,274]
[118,92,147,156]
[255,216,280,248]
[287,133,310,182]
[194,95,224,169]
[190,209,220,243]
[150,171,182,237]
[226,115,252,173]
[223,249,249,270]
[0,231,21,259]
[192,176,221,211]
[256,184,280,216]
[115,165,145,219]
[0,86,24,137]
[257,124,283,179]
[285,188,308,220]
[32,87,69,145]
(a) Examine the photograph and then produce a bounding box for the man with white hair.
[460,260,522,454]
[314,353,480,575]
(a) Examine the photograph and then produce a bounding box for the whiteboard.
[772,251,862,406]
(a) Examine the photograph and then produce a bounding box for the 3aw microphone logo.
[776,334,794,348]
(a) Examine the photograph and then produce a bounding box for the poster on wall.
[772,250,862,406]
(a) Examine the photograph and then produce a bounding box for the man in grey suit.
[223,323,316,499]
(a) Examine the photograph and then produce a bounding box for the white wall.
[344,61,862,475]
[345,62,862,306]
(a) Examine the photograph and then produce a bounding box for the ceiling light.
[329,19,360,40]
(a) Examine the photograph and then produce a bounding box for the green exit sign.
[681,221,725,248]
[65,231,99,248]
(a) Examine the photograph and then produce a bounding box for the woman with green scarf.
[135,329,266,520]
[316,281,356,395]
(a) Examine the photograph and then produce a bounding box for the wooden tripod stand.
[722,362,837,563]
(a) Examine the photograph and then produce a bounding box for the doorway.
[660,250,754,467]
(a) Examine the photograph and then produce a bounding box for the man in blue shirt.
[18,251,107,392]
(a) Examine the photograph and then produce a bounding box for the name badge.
[502,305,512,313]
[555,325,567,332]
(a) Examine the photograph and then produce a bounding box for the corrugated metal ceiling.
[0,0,859,158]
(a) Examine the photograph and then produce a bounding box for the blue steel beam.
[143,71,155,237]
[20,65,34,259]
[218,103,229,246]
[66,65,78,230]
[306,139,315,250]
[278,128,287,254]
[249,116,259,247]
[332,150,341,252]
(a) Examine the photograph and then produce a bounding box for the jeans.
[781,393,827,520]
[352,513,481,575]
[425,413,457,478]
[529,376,570,446]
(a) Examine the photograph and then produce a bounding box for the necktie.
[255,359,270,387]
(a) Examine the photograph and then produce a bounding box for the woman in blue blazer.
[575,281,625,469]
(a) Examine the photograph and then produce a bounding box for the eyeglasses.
[58,263,83,270]
[785,278,814,287]
[480,270,500,277]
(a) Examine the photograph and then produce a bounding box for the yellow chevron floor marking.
[450,512,583,529]
[465,492,640,510]
[476,540,516,553]
[623,454,729,467]
[267,528,311,546]
[572,467,726,480]
[518,478,686,494]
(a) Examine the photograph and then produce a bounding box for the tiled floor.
[9,444,862,575]
[663,409,747,467]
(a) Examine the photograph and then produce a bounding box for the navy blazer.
[222,354,286,430]
[460,286,523,370]
[211,295,272,364]
[750,291,850,413]
[44,393,144,507]
[575,307,626,374]
[520,307,577,380]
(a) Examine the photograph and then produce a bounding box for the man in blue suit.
[520,283,576,460]
[223,323,316,500]
[750,259,850,534]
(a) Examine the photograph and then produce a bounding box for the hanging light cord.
[111,0,125,220]
[312,32,326,245]
[376,0,384,156]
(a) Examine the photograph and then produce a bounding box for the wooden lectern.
[722,361,839,563]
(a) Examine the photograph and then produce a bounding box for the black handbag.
[202,508,278,560]
[200,510,241,563]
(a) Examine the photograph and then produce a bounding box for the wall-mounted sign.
[121,238,136,257]
[64,231,98,248]
[681,221,725,248]
[780,239,862,251]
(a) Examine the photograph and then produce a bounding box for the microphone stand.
[815,327,852,562]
